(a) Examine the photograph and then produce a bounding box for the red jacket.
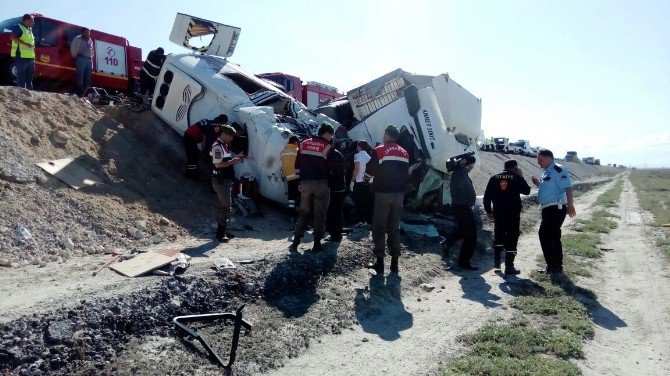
[373,141,409,193]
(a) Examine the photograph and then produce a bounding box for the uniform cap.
[504,160,517,169]
[318,122,335,136]
[220,124,236,136]
[384,124,400,139]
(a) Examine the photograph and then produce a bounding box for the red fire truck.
[0,14,142,92]
[257,72,341,109]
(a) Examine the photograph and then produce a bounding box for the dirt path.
[264,180,615,376]
[578,176,670,375]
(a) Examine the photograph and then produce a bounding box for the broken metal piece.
[173,305,252,369]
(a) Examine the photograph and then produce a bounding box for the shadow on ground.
[264,244,339,318]
[354,274,413,341]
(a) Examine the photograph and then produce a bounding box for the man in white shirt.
[350,140,373,226]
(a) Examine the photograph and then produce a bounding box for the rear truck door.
[169,13,241,57]
[93,37,128,89]
[32,17,61,82]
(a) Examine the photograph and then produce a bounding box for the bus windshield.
[0,17,21,33]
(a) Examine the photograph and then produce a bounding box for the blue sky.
[4,0,669,167]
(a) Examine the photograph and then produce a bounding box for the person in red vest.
[369,125,409,274]
[289,123,338,253]
[183,114,228,180]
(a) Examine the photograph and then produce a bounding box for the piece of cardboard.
[214,258,236,270]
[110,252,175,277]
[36,155,103,189]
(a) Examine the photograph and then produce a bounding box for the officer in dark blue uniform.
[483,160,531,275]
[532,149,576,274]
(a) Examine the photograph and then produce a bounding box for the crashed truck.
[151,14,482,208]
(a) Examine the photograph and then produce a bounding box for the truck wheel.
[0,60,16,85]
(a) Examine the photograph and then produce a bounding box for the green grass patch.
[458,323,583,359]
[630,169,670,226]
[593,179,624,207]
[443,355,580,376]
[563,233,602,258]
[657,237,670,258]
[574,214,618,233]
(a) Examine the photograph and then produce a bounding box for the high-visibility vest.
[280,143,300,181]
[11,24,35,59]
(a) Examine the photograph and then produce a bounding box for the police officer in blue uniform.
[531,149,577,274]
[483,160,531,275]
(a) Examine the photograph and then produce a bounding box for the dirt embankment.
[0,87,217,269]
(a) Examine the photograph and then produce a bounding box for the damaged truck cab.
[152,13,482,207]
[151,14,341,205]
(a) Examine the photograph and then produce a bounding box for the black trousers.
[183,135,199,173]
[452,205,477,265]
[352,182,373,223]
[326,191,345,237]
[287,179,300,211]
[539,205,567,271]
[139,71,157,96]
[493,211,521,255]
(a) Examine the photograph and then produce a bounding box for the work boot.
[367,256,384,274]
[216,226,228,243]
[504,253,520,275]
[390,256,399,274]
[288,236,301,252]
[440,238,452,257]
[312,238,324,252]
[185,169,199,181]
[493,247,503,269]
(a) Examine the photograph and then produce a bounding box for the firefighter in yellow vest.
[280,135,301,216]
[9,14,36,89]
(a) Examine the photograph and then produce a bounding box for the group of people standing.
[444,149,575,276]
[194,116,575,278]
[284,124,409,274]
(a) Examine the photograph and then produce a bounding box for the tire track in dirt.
[578,176,670,376]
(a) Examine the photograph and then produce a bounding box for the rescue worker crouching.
[183,114,228,180]
[210,125,244,242]
[289,123,338,253]
[483,160,531,275]
[280,136,301,217]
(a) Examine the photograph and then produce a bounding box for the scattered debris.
[400,222,440,238]
[215,258,236,270]
[17,226,32,240]
[420,283,436,292]
[110,251,175,277]
[159,216,170,226]
[173,305,252,369]
[35,156,103,189]
[51,130,71,146]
